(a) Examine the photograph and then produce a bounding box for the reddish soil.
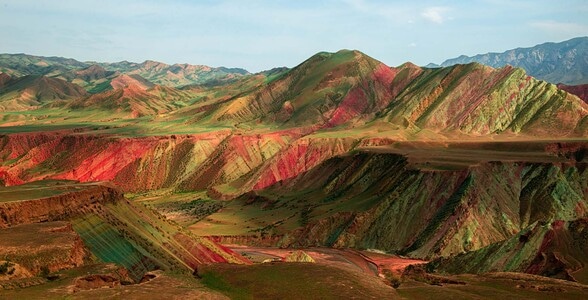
[228,246,426,277]
[558,83,588,104]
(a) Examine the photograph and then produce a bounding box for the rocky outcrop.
[0,221,91,277]
[0,181,248,282]
[230,151,587,260]
[429,218,588,284]
[283,250,315,263]
[0,129,307,195]
[558,83,588,104]
[0,132,230,189]
[0,183,121,228]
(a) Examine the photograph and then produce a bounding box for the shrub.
[0,261,14,275]
[39,265,50,278]
[381,269,402,289]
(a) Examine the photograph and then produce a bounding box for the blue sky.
[1,0,587,72]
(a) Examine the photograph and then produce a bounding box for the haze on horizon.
[1,0,587,72]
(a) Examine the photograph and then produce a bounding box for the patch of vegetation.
[402,264,466,286]
[200,270,248,300]
[39,265,50,278]
[178,199,225,222]
[0,261,15,275]
[87,80,113,94]
[199,262,394,299]
[298,205,312,226]
[381,269,402,288]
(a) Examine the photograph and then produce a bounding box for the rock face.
[430,218,588,284]
[0,221,90,277]
[0,130,309,193]
[240,151,586,259]
[0,182,120,228]
[558,83,588,104]
[383,64,587,136]
[0,73,11,88]
[436,36,588,85]
[283,250,315,263]
[0,181,248,282]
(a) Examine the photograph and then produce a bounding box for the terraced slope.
[0,181,247,282]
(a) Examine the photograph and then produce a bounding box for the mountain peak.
[110,74,154,90]
[140,60,169,70]
[397,62,421,70]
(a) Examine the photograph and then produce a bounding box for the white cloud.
[530,20,588,36]
[421,6,450,24]
[408,42,417,47]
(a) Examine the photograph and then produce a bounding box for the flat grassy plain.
[199,262,398,300]
[198,263,588,300]
[0,180,95,202]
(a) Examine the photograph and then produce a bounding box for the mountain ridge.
[432,37,588,85]
[0,53,250,89]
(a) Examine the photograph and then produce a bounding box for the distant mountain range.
[429,37,588,85]
[0,53,250,91]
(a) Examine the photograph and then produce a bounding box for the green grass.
[199,262,396,299]
[0,180,91,202]
[200,270,248,299]
[396,273,588,300]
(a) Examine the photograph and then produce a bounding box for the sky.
[1,0,587,72]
